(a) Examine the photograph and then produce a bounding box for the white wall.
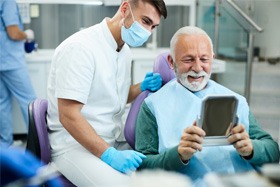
[234,0,280,58]
[253,0,280,58]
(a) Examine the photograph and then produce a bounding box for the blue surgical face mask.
[121,4,151,47]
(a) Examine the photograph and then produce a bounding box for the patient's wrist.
[179,154,189,165]
[242,150,254,160]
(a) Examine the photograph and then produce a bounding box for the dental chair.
[124,51,175,149]
[26,98,76,187]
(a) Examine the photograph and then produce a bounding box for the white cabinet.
[12,63,49,133]
[132,59,155,84]
[12,50,53,134]
[131,48,169,84]
[28,62,49,98]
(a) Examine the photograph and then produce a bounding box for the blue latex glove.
[101,147,146,174]
[140,72,162,92]
[0,147,62,187]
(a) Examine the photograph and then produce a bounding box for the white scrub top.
[47,18,132,156]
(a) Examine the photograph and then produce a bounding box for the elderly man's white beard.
[177,70,211,92]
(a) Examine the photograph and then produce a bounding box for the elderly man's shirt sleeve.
[135,102,186,171]
[248,111,280,165]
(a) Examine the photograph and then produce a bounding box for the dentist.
[47,0,167,186]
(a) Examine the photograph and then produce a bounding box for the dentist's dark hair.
[129,0,167,19]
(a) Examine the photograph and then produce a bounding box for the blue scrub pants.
[0,67,36,147]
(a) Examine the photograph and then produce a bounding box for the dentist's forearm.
[58,98,109,158]
[127,84,141,103]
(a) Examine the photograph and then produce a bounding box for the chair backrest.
[26,98,50,164]
[26,98,76,187]
[124,52,175,149]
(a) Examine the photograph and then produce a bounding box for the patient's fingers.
[180,140,203,152]
[228,129,249,144]
[179,146,199,156]
[183,125,206,137]
[181,133,204,144]
[230,124,245,134]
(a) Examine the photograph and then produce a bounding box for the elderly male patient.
[135,26,280,185]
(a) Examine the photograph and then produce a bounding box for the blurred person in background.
[0,0,36,147]
[0,147,63,187]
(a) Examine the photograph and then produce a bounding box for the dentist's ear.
[120,1,130,18]
[167,54,175,70]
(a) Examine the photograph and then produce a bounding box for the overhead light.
[16,0,103,5]
[103,0,196,6]
[103,0,121,6]
[164,0,196,6]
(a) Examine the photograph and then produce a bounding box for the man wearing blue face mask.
[121,1,151,47]
[47,0,167,186]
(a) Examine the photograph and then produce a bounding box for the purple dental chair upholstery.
[26,98,76,187]
[124,51,175,149]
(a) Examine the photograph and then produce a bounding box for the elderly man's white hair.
[129,169,192,187]
[170,26,214,61]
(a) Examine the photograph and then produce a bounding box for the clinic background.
[13,0,280,144]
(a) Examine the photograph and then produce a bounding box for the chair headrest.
[124,51,176,150]
[153,51,175,85]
